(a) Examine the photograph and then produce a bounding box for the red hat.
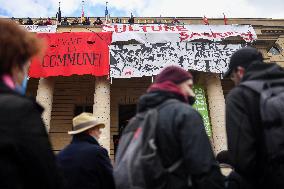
[155,66,193,84]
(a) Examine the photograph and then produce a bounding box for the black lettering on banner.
[83,53,92,65]
[49,55,57,67]
[110,42,242,77]
[66,53,76,65]
[57,54,65,66]
[93,53,101,67]
[42,55,50,67]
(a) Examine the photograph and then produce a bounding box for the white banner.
[110,42,242,78]
[21,25,57,33]
[103,24,257,43]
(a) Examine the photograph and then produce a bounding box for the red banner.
[29,32,112,78]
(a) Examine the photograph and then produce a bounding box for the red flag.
[29,32,113,78]
[82,10,84,18]
[81,0,85,21]
[203,16,209,25]
[223,13,228,25]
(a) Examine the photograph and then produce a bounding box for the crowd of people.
[1,18,284,189]
[10,15,182,26]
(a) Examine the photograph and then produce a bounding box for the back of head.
[230,47,263,69]
[154,66,192,84]
[0,19,44,76]
[224,47,264,77]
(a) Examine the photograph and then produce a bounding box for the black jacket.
[226,62,284,188]
[138,91,225,189]
[0,81,62,189]
[56,133,115,189]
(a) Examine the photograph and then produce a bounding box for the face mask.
[15,75,28,95]
[188,96,196,106]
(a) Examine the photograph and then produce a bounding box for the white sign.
[103,24,257,43]
[110,42,242,78]
[21,25,57,33]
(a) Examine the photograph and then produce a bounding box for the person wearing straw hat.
[57,112,115,189]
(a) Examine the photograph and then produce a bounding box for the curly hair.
[0,19,44,75]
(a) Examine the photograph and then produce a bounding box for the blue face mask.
[15,75,28,95]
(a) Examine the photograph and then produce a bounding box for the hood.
[241,62,284,82]
[137,90,185,113]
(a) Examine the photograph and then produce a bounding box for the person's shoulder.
[168,100,202,118]
[0,93,37,111]
[226,85,248,101]
[82,142,108,153]
[227,84,257,103]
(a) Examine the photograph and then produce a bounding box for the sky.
[0,0,283,19]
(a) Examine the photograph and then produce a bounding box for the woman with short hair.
[0,19,62,189]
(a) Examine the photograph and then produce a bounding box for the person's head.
[0,19,44,92]
[97,17,101,20]
[224,47,264,85]
[64,17,67,21]
[68,112,105,140]
[86,126,102,140]
[154,66,195,104]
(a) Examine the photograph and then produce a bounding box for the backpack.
[240,78,284,161]
[114,99,191,189]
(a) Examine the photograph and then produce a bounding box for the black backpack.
[241,79,284,161]
[114,99,191,189]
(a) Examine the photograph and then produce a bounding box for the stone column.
[206,73,227,154]
[93,77,111,152]
[36,78,54,132]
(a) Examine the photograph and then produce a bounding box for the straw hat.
[68,112,105,135]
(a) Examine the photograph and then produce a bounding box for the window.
[269,46,281,55]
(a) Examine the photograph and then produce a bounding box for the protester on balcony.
[0,18,62,189]
[128,13,134,24]
[93,17,103,26]
[25,17,33,25]
[61,17,69,26]
[71,17,80,25]
[172,17,180,24]
[114,17,120,23]
[18,18,24,25]
[82,17,90,25]
[11,17,17,23]
[36,17,44,26]
[45,17,52,25]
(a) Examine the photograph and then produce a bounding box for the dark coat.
[137,91,225,189]
[226,62,284,188]
[56,133,115,189]
[0,81,62,189]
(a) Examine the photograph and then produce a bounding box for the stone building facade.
[25,17,284,160]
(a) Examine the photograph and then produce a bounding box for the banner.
[110,42,242,78]
[193,85,212,137]
[29,32,112,78]
[103,24,257,43]
[21,25,57,33]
